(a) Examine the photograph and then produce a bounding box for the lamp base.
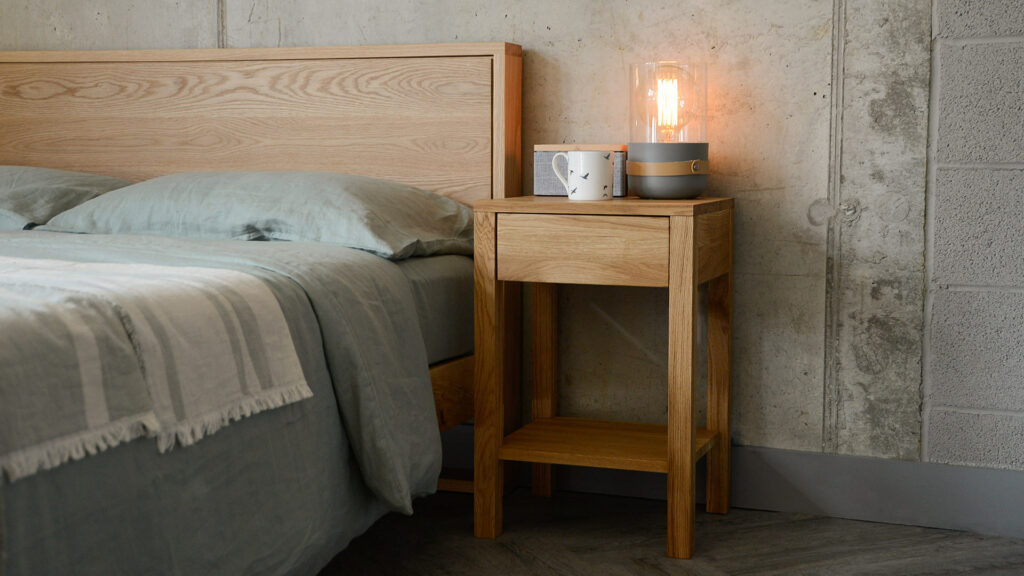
[627,142,708,199]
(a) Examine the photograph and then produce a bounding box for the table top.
[473,195,733,216]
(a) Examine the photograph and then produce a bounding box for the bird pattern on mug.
[552,150,613,200]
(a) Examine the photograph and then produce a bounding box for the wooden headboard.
[0,43,522,204]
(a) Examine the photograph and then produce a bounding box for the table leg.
[706,270,732,514]
[667,216,698,559]
[474,212,504,538]
[531,283,558,496]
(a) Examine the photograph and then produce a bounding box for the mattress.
[397,254,474,365]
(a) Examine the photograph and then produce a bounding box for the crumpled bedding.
[0,231,441,513]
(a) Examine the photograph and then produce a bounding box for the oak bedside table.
[472,196,734,559]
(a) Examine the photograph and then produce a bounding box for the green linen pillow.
[0,166,131,231]
[44,171,474,260]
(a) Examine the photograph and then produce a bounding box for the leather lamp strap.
[626,159,710,176]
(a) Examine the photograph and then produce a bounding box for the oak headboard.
[0,43,522,204]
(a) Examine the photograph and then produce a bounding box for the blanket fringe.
[1,385,313,480]
[157,383,314,452]
[0,412,160,483]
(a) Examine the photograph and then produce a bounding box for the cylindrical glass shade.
[627,62,709,199]
[629,62,707,144]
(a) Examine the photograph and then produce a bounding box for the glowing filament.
[657,78,678,128]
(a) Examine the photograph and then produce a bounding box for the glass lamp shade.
[627,61,709,199]
[628,62,707,144]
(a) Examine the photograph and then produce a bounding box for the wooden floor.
[322,489,1024,575]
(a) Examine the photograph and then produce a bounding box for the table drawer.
[496,214,669,286]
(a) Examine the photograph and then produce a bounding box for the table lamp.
[627,62,708,199]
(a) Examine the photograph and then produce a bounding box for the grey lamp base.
[627,142,709,199]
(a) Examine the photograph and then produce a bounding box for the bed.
[0,43,522,575]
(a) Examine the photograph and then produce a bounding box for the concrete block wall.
[926,0,1024,469]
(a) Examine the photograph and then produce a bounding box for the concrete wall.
[0,1,934,461]
[828,0,929,459]
[221,0,839,453]
[926,0,1024,469]
[0,1,217,49]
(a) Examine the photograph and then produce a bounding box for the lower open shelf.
[436,467,474,493]
[498,417,716,474]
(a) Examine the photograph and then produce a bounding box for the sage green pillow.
[44,171,474,260]
[0,166,130,231]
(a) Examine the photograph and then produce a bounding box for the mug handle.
[552,152,570,194]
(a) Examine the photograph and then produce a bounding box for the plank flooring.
[322,489,1024,575]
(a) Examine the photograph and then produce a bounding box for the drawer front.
[496,214,669,286]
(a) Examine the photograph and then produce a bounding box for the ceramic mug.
[552,151,614,200]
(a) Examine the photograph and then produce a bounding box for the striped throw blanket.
[0,256,312,481]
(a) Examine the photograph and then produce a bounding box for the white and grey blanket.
[0,256,312,480]
[0,232,442,514]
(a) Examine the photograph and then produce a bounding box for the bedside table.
[472,196,733,559]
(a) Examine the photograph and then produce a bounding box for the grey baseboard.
[730,445,1024,540]
[440,424,1024,539]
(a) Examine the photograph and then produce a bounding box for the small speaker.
[534,144,627,197]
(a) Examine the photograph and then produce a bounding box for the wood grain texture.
[493,48,523,200]
[531,283,559,497]
[474,211,504,539]
[696,208,734,284]
[667,215,699,559]
[0,43,523,205]
[0,60,489,117]
[430,355,475,433]
[706,270,733,515]
[0,43,521,63]
[496,214,670,287]
[474,195,733,216]
[704,207,733,515]
[499,417,714,474]
[0,57,489,203]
